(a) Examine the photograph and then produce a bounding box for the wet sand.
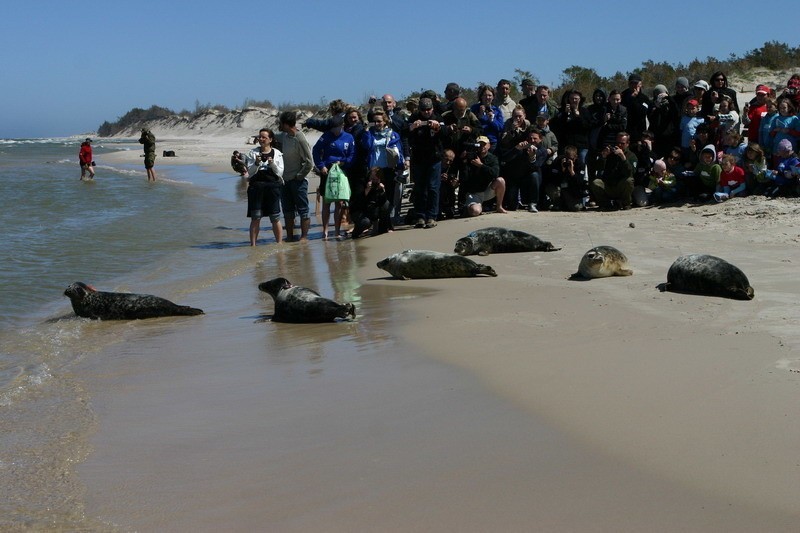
[78,140,800,531]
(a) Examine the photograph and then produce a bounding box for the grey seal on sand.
[662,254,754,300]
[64,282,204,320]
[454,227,561,256]
[259,277,356,322]
[377,250,497,279]
[570,246,633,279]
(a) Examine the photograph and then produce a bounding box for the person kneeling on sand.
[460,136,506,217]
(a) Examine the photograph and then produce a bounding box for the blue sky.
[1,0,796,138]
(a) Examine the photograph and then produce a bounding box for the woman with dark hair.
[470,85,504,150]
[244,128,285,246]
[553,90,591,165]
[702,71,739,121]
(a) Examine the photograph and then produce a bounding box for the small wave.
[0,363,52,407]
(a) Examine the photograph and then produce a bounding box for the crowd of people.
[238,73,800,244]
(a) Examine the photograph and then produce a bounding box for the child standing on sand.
[714,154,746,202]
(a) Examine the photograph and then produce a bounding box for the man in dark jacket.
[589,132,637,209]
[621,74,652,143]
[461,135,506,217]
[407,98,445,228]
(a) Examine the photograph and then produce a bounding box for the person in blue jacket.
[470,85,504,150]
[358,109,405,228]
[312,115,355,239]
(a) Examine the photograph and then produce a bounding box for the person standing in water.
[79,138,95,180]
[139,128,157,182]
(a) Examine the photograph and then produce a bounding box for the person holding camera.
[138,128,157,182]
[547,145,588,211]
[352,167,392,238]
[589,132,637,210]
[647,85,681,158]
[358,109,405,231]
[498,106,534,211]
[470,85,505,150]
[244,128,285,246]
[621,74,652,143]
[461,136,506,217]
[407,97,445,228]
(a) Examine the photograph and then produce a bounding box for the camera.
[465,142,481,159]
[259,152,270,162]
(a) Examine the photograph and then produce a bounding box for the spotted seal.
[377,250,497,279]
[454,227,561,256]
[662,254,754,300]
[258,277,356,322]
[64,282,204,320]
[570,246,633,279]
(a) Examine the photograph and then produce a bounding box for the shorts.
[465,183,496,206]
[247,180,282,222]
[144,153,156,169]
[281,177,310,219]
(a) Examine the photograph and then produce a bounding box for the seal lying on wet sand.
[662,254,754,300]
[570,246,633,279]
[377,250,497,279]
[64,282,204,320]
[454,227,561,256]
[259,277,356,322]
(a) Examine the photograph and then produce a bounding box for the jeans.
[281,177,310,220]
[411,160,441,220]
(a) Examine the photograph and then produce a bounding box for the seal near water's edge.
[258,277,356,322]
[377,250,497,279]
[64,282,204,320]
[662,254,754,300]
[454,227,561,256]
[570,246,633,279]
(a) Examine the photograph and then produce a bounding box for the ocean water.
[0,137,294,529]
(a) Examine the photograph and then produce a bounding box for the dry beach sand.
[77,133,800,531]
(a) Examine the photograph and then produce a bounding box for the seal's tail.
[478,265,498,277]
[177,306,204,316]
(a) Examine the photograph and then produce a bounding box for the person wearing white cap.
[461,135,506,217]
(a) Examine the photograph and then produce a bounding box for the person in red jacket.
[79,138,95,180]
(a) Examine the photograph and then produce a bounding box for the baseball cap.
[756,84,769,95]
[476,136,490,144]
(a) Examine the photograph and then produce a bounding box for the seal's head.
[258,277,292,298]
[584,249,604,265]
[454,237,475,256]
[64,282,96,301]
